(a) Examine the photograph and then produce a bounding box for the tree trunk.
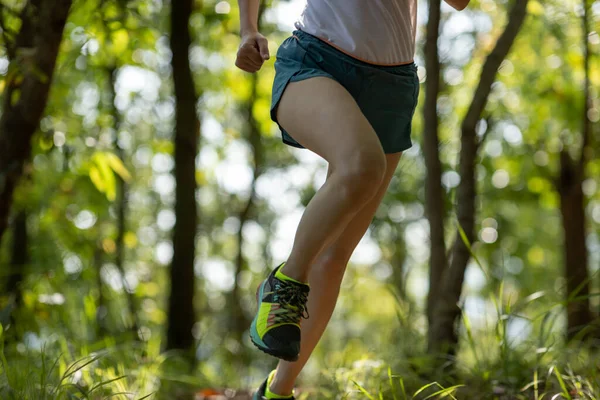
[166,0,200,352]
[0,0,72,243]
[0,210,28,343]
[428,0,530,358]
[94,244,108,338]
[558,0,593,341]
[559,152,592,340]
[390,226,408,300]
[422,0,448,342]
[8,211,27,306]
[107,67,139,335]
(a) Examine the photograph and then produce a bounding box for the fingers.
[236,43,265,73]
[235,58,261,73]
[235,56,261,72]
[256,36,270,60]
[235,34,270,73]
[242,43,264,65]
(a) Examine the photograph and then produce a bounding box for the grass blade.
[399,377,407,400]
[351,380,376,400]
[535,369,539,400]
[89,375,127,394]
[423,385,464,400]
[553,367,572,400]
[456,222,489,280]
[102,391,135,399]
[388,366,398,400]
[461,311,481,372]
[413,382,439,398]
[60,354,103,384]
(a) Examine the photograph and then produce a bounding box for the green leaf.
[10,88,20,106]
[89,165,105,193]
[527,1,544,16]
[110,29,130,55]
[91,152,117,201]
[105,152,132,182]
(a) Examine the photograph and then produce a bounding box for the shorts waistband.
[292,29,417,73]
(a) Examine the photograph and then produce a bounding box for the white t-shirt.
[295,0,418,65]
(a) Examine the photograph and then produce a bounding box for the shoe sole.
[249,333,299,362]
[250,281,300,363]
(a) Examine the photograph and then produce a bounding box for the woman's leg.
[269,153,403,396]
[275,77,387,283]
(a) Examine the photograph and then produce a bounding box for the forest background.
[0,0,599,399]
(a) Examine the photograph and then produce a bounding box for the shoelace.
[274,281,310,324]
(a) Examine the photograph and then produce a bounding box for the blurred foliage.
[0,0,599,398]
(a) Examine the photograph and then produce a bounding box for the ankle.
[279,261,309,284]
[267,370,295,398]
[269,377,294,398]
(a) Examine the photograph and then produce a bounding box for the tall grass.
[1,246,599,399]
[300,286,599,399]
[296,230,600,399]
[0,324,175,399]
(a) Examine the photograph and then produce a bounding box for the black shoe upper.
[253,378,268,400]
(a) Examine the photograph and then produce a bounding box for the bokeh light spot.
[480,227,498,243]
[492,169,510,189]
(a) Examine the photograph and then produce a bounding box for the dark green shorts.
[270,29,420,154]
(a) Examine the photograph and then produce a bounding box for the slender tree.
[556,0,594,340]
[166,0,200,352]
[7,211,27,306]
[94,244,108,338]
[0,0,73,242]
[422,0,448,338]
[427,0,530,360]
[107,66,139,335]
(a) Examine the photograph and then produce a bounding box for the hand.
[236,31,270,73]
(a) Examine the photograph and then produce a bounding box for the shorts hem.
[282,136,306,149]
[271,71,336,150]
[384,141,413,154]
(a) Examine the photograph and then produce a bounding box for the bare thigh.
[276,77,384,166]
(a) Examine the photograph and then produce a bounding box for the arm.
[236,0,269,72]
[444,0,470,11]
[238,0,260,36]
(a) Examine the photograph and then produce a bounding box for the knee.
[335,150,386,203]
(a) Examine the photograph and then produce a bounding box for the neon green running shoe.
[250,263,310,362]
